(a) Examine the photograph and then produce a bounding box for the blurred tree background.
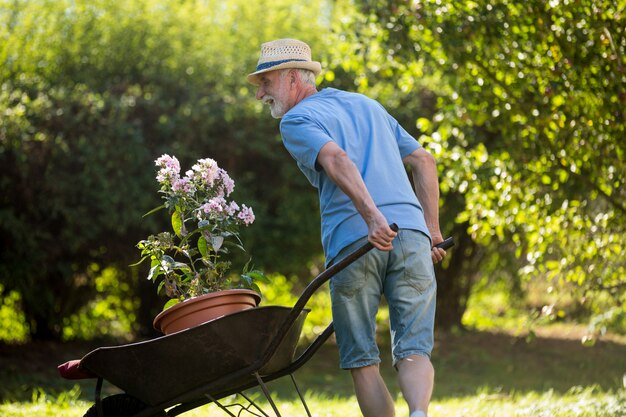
[0,0,624,343]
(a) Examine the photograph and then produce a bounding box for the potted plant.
[135,154,268,334]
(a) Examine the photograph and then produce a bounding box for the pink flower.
[155,154,180,173]
[201,196,227,215]
[155,154,181,186]
[191,158,219,187]
[144,153,263,298]
[226,201,239,216]
[218,169,235,196]
[172,177,195,194]
[238,205,255,225]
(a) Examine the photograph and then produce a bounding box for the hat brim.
[247,61,322,85]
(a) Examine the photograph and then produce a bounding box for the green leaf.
[545,260,560,270]
[416,117,431,132]
[142,204,166,218]
[129,255,149,267]
[161,255,176,266]
[247,270,270,283]
[163,298,181,311]
[240,274,252,287]
[224,240,245,252]
[198,236,209,258]
[171,262,192,271]
[147,264,162,281]
[171,210,183,238]
[211,235,224,251]
[552,95,565,108]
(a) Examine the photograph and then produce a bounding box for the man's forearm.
[317,141,396,250]
[406,149,442,240]
[319,146,378,222]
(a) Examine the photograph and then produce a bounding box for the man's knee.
[350,365,396,417]
[397,354,434,373]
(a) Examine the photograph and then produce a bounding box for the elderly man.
[248,39,447,417]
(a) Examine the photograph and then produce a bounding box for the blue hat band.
[255,58,307,72]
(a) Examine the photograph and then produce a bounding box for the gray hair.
[280,68,317,87]
[297,69,317,86]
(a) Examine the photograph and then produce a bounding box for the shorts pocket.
[404,255,435,293]
[399,233,435,293]
[330,256,368,299]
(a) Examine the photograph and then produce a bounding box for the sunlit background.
[0,1,624,416]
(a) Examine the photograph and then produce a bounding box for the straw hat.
[247,39,322,85]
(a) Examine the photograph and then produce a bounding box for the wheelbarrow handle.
[292,223,398,310]
[435,236,454,250]
[297,225,453,309]
[328,222,400,267]
[327,223,400,273]
[261,225,396,366]
[263,224,452,367]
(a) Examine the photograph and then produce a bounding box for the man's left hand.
[431,235,447,264]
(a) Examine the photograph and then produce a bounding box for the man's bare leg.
[351,364,396,417]
[396,355,434,416]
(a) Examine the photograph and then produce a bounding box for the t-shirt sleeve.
[385,112,421,158]
[280,114,334,171]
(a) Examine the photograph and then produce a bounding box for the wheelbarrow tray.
[79,306,308,407]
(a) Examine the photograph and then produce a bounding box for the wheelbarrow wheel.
[83,393,165,417]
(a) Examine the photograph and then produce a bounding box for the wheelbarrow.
[58,226,392,417]
[58,225,452,417]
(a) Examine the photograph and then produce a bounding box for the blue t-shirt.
[280,88,430,263]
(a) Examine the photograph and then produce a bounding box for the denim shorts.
[329,229,436,369]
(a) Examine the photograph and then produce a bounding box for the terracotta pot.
[153,289,261,335]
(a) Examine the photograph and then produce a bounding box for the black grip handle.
[434,237,454,250]
[392,224,451,250]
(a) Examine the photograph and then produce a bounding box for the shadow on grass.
[430,330,626,398]
[1,329,624,407]
[267,329,626,401]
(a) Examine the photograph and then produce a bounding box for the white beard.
[262,77,290,119]
[262,96,286,119]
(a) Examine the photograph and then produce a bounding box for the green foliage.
[62,266,139,341]
[0,284,29,343]
[0,267,142,343]
[3,0,623,341]
[462,279,532,332]
[0,386,87,417]
[343,0,626,332]
[257,273,333,341]
[0,0,333,340]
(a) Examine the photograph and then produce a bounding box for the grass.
[3,387,624,417]
[1,325,625,417]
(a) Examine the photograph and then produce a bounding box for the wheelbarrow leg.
[239,392,273,417]
[203,393,239,417]
[95,377,104,417]
[204,391,271,417]
[289,374,312,417]
[254,372,282,417]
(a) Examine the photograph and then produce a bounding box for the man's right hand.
[367,213,397,251]
[317,142,398,252]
